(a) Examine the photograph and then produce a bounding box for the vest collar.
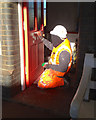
[51,35,66,47]
[54,38,67,49]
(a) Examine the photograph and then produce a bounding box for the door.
[23,2,44,87]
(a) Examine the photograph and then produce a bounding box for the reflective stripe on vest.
[50,45,72,65]
[54,45,72,64]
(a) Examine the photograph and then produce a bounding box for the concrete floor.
[2,84,76,119]
[2,100,65,118]
[2,62,96,119]
[2,67,77,119]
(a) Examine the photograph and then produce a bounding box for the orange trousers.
[38,68,65,88]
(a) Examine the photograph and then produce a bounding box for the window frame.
[28,2,35,31]
[28,1,44,32]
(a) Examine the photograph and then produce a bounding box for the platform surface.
[11,84,76,117]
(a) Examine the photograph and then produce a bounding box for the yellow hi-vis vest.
[49,38,72,72]
[38,38,72,88]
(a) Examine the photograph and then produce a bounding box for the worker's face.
[51,35,63,47]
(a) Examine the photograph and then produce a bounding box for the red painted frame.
[34,2,37,31]
[21,4,26,88]
[41,1,44,31]
[22,1,44,87]
[22,2,30,87]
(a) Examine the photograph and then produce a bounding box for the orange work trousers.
[38,68,65,88]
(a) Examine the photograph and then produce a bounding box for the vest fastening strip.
[51,45,72,65]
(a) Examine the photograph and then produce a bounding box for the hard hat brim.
[50,31,55,35]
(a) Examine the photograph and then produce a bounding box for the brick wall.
[0,2,21,98]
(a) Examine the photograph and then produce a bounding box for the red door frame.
[34,2,37,31]
[22,1,44,87]
[22,2,30,87]
[41,2,44,31]
[21,3,26,89]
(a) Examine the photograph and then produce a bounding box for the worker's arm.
[44,51,70,72]
[41,38,53,50]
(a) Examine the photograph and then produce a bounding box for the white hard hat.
[50,25,67,39]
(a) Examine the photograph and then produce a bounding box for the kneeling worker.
[38,25,72,88]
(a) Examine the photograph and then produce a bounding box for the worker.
[38,25,72,88]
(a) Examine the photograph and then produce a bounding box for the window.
[28,0,46,31]
[28,2,34,30]
[37,1,41,30]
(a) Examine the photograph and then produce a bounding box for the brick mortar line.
[0,30,19,31]
[0,58,20,61]
[1,56,20,59]
[1,40,19,41]
[2,60,20,64]
[1,39,19,41]
[1,44,20,46]
[1,68,20,73]
[2,58,20,62]
[1,54,20,57]
[1,40,19,42]
[1,66,20,71]
[2,63,20,67]
[0,19,18,21]
[2,48,20,51]
[0,30,19,32]
[1,44,19,47]
[0,14,18,15]
[0,8,18,10]
[1,62,20,67]
[1,74,20,78]
[0,68,12,72]
[2,19,18,21]
[0,35,19,36]
[0,16,18,18]
[0,24,19,27]
[0,2,18,5]
[2,75,20,79]
[3,60,20,65]
[2,53,20,56]
[0,13,18,15]
[1,54,20,58]
[0,68,19,72]
[0,70,20,74]
[0,24,18,26]
[1,69,20,75]
[2,49,20,52]
[2,46,20,49]
[2,45,20,47]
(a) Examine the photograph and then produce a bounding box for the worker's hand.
[44,64,50,69]
[40,36,44,41]
[36,34,44,41]
[35,32,44,41]
[42,62,50,69]
[42,62,48,68]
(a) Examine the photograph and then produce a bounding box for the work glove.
[42,62,49,68]
[35,32,44,41]
[44,64,50,69]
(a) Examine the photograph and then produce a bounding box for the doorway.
[22,1,45,88]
